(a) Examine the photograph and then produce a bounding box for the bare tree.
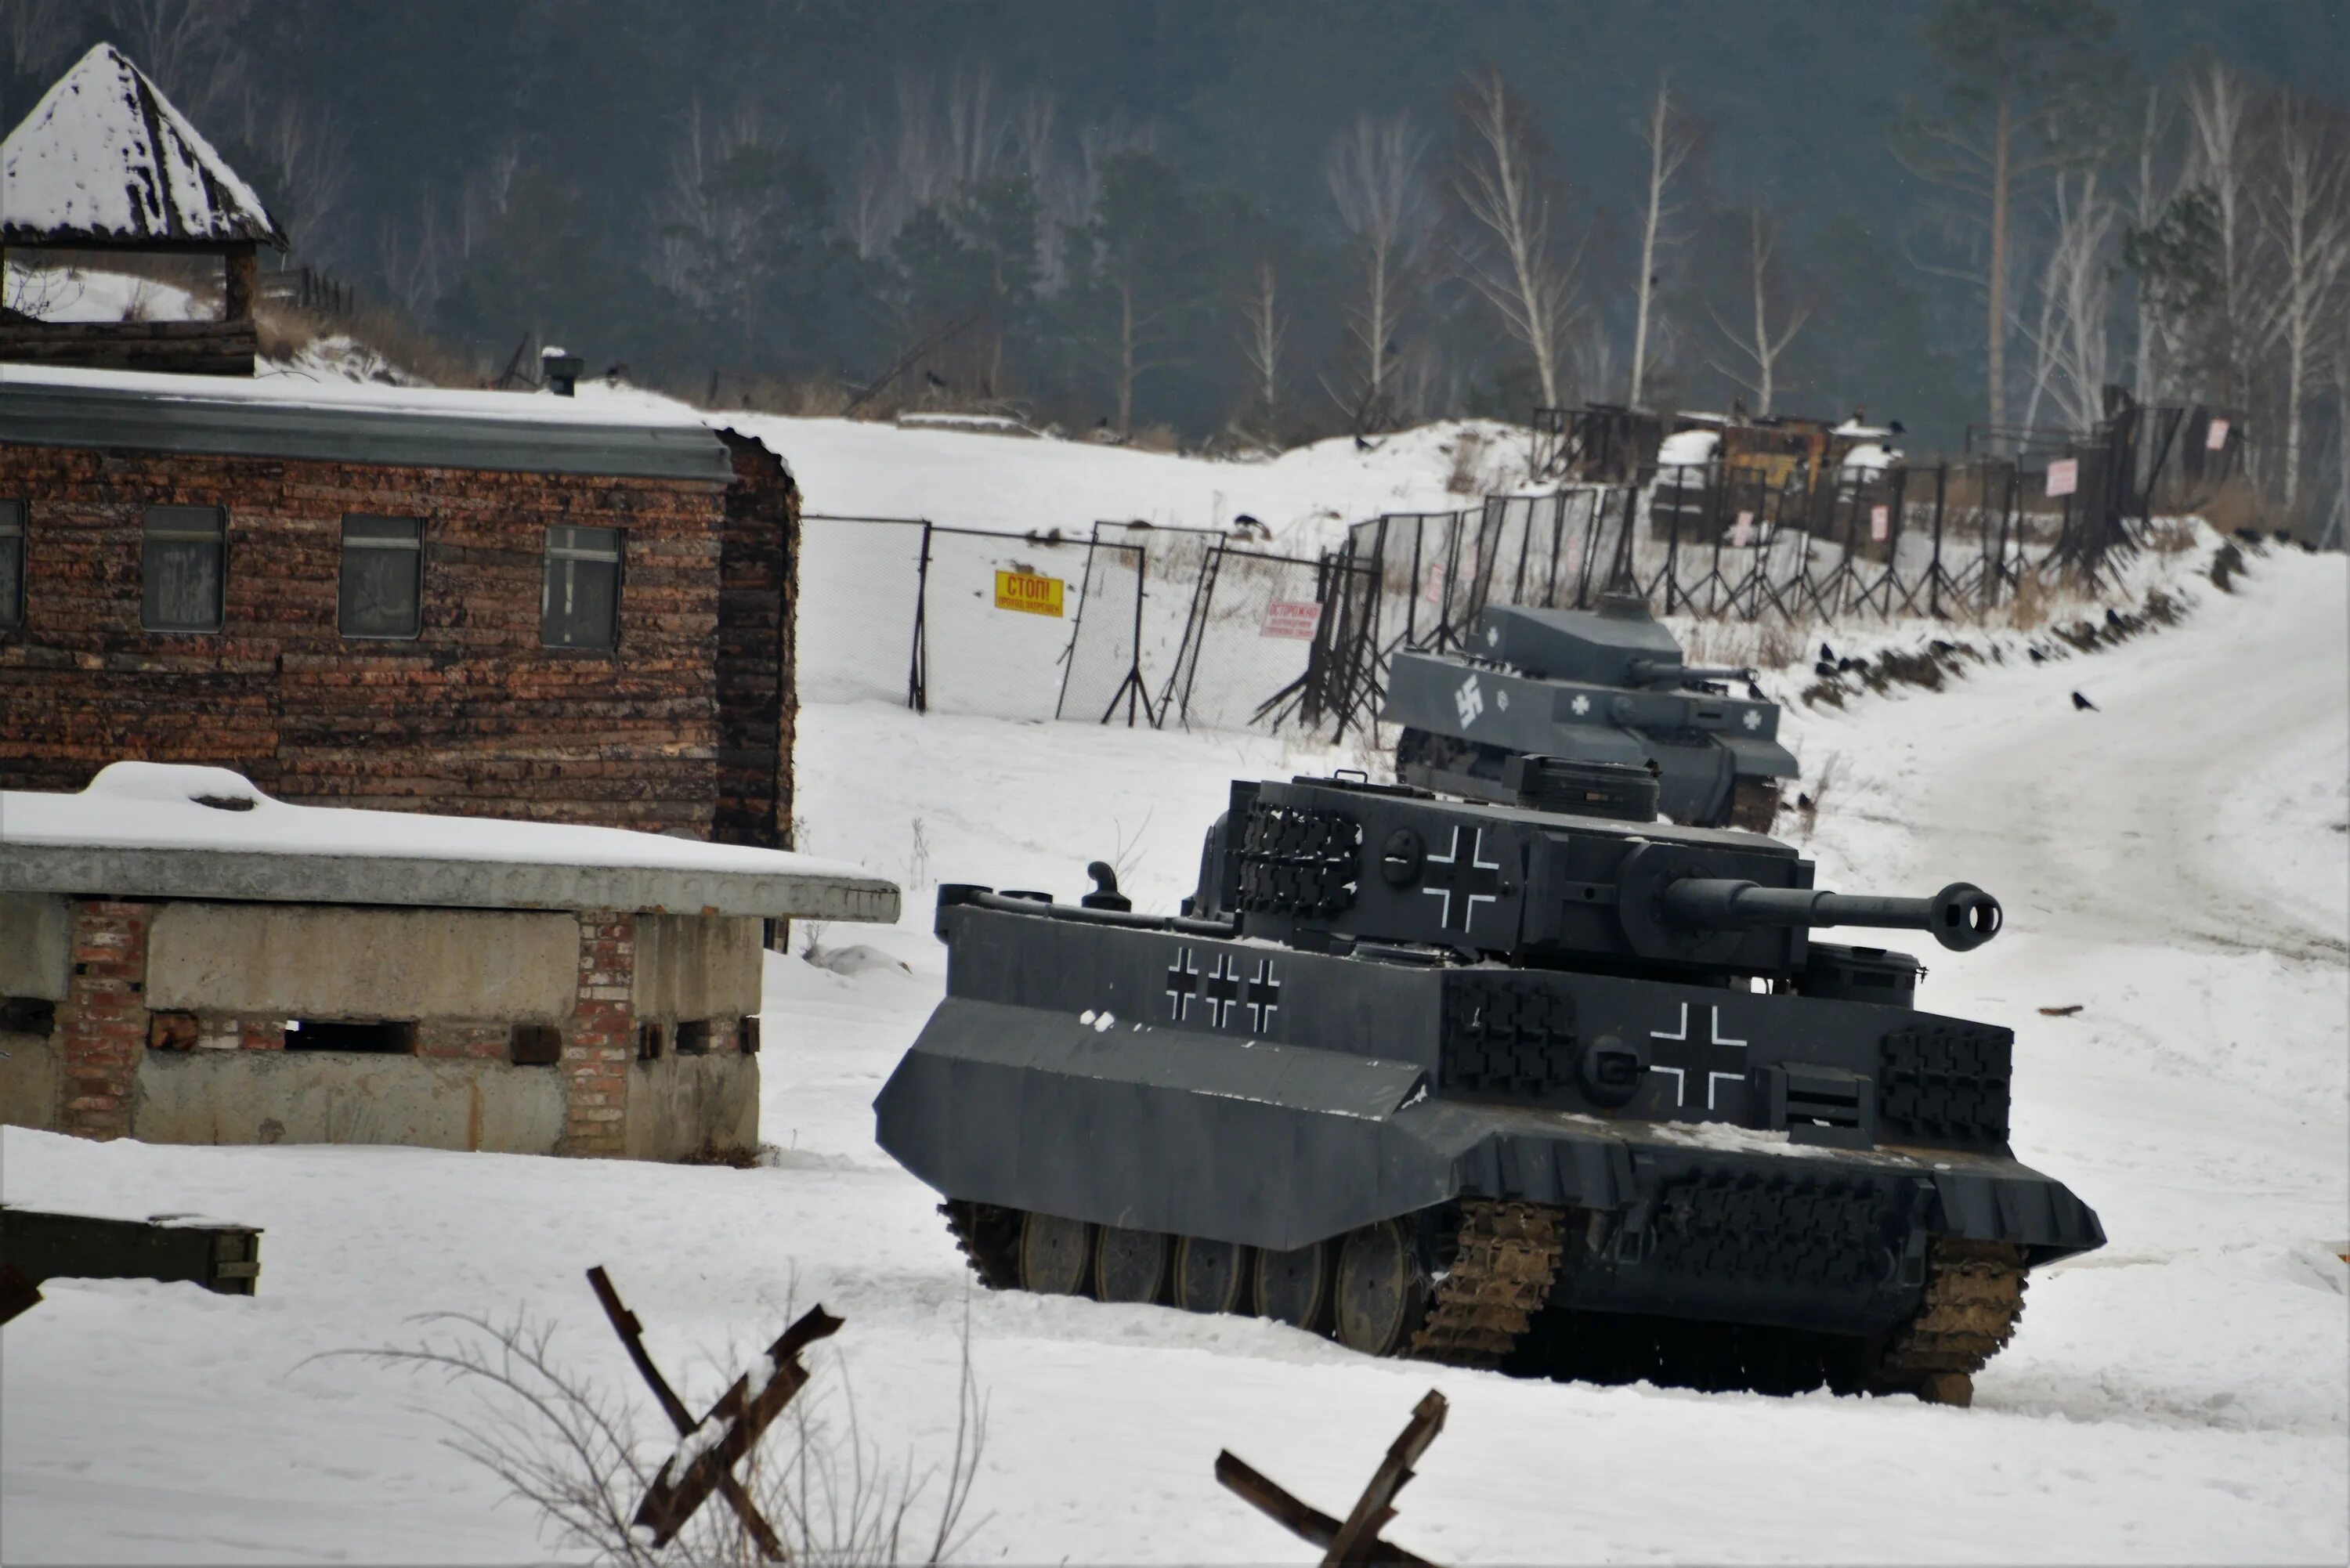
[2127,85,2189,403]
[2019,168,2123,435]
[2327,316,2349,547]
[1705,206,1813,416]
[2181,57,2265,410]
[2254,89,2350,514]
[1452,67,1584,410]
[1629,75,1700,407]
[1893,3,2118,439]
[1234,258,1289,443]
[243,95,353,264]
[104,0,248,117]
[3,0,78,105]
[1325,111,1430,431]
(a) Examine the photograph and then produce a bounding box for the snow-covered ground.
[4,546,2344,1563]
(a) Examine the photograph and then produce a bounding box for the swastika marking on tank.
[1455,673,1484,727]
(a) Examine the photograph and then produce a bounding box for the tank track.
[1407,1201,1565,1367]
[1867,1237,2028,1403]
[938,1200,1021,1292]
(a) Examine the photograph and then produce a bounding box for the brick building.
[0,366,797,846]
[0,762,898,1158]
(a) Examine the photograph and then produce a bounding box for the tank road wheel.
[1173,1236,1250,1313]
[1094,1227,1170,1304]
[1728,778,1782,833]
[1333,1219,1431,1357]
[1018,1212,1096,1296]
[1253,1240,1332,1332]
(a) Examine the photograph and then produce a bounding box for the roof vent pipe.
[540,345,583,397]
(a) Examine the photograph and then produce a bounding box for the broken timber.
[1217,1388,1448,1567]
[586,1264,842,1555]
[0,1205,262,1296]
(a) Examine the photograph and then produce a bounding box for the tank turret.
[877,764,2103,1405]
[1384,595,1796,830]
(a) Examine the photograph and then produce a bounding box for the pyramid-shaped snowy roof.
[1,43,286,250]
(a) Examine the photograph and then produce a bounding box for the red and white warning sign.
[1419,562,1446,608]
[1731,511,1755,547]
[1260,600,1323,640]
[2044,458,2078,498]
[1870,504,1890,542]
[2205,417,2231,451]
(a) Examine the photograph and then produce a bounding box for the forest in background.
[3,0,2346,526]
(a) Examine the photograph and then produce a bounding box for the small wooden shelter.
[0,43,288,375]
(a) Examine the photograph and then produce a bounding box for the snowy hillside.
[3,541,2344,1563]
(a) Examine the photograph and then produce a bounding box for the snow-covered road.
[2,552,2343,1564]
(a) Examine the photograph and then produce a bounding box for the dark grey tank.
[874,759,2102,1404]
[1383,594,1796,829]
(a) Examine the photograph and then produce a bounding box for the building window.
[339,514,424,638]
[541,524,621,649]
[0,500,24,628]
[142,505,226,633]
[284,1019,416,1053]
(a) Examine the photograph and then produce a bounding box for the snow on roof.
[0,764,899,923]
[1,360,712,429]
[1657,428,1719,467]
[1,44,285,250]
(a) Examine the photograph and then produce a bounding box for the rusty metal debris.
[2037,1004,2085,1017]
[585,1265,841,1558]
[1217,1388,1448,1567]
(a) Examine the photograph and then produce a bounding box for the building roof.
[0,364,748,482]
[0,764,900,924]
[1,44,287,251]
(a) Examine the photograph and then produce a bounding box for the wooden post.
[223,244,258,323]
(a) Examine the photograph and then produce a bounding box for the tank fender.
[1721,733,1800,781]
[873,998,1460,1252]
[1928,1165,2107,1262]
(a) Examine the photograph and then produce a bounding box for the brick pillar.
[561,912,635,1156]
[56,900,154,1141]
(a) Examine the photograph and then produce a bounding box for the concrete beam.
[0,844,900,924]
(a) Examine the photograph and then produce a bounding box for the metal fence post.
[909,521,931,712]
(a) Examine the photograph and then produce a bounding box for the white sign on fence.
[1420,562,1446,607]
[1731,511,1755,547]
[2206,417,2231,451]
[1870,504,1890,542]
[1261,600,1323,641]
[2045,458,2079,498]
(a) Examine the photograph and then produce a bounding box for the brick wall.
[56,900,153,1140]
[562,912,636,1156]
[0,439,796,840]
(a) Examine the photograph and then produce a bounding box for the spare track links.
[1867,1237,2028,1404]
[1408,1201,1566,1367]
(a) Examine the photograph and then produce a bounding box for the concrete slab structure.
[0,764,899,1160]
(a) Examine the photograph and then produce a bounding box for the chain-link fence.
[800,434,2184,745]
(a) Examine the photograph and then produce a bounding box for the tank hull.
[875,905,2103,1353]
[1383,650,1796,828]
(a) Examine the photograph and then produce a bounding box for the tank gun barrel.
[1659,879,2002,952]
[1626,656,1754,687]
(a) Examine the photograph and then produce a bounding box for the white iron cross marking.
[1742,709,1763,732]
[1164,947,1200,1020]
[1421,826,1506,934]
[1455,673,1484,728]
[1647,1002,1749,1109]
[1244,959,1282,1031]
[1571,693,1593,717]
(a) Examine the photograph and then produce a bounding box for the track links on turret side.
[939,1200,1021,1292]
[1868,1237,2027,1398]
[1407,1201,1567,1367]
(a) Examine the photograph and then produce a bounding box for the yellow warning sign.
[994,570,1065,616]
